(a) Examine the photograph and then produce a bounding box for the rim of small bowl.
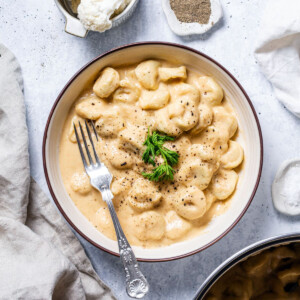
[42,41,264,262]
[112,0,139,23]
[194,233,300,299]
[55,0,139,22]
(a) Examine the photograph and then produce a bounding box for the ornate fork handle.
[102,189,149,299]
[73,121,149,298]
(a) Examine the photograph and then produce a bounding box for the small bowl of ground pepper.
[162,0,223,36]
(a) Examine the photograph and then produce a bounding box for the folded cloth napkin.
[0,44,115,300]
[255,0,300,118]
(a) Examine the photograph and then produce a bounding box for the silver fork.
[74,120,149,299]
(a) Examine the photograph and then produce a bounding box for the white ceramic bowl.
[54,0,140,38]
[43,42,263,261]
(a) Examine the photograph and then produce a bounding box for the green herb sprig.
[142,130,179,182]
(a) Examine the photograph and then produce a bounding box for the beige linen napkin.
[255,0,300,118]
[0,44,115,300]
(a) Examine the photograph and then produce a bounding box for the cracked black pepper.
[170,0,211,24]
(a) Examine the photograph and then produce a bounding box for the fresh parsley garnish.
[142,130,179,182]
[143,164,176,182]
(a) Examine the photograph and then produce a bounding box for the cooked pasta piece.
[133,211,165,241]
[169,83,200,131]
[190,104,213,135]
[111,177,131,196]
[93,67,120,98]
[94,108,124,137]
[155,107,183,137]
[113,77,141,103]
[173,186,207,220]
[139,86,170,110]
[165,210,191,240]
[221,140,244,169]
[107,143,134,169]
[177,159,217,191]
[210,169,238,200]
[128,178,162,211]
[75,96,106,120]
[70,172,92,195]
[196,76,224,106]
[158,66,187,81]
[135,60,160,90]
[213,106,238,138]
[118,125,148,153]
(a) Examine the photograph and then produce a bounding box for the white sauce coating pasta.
[59,60,244,248]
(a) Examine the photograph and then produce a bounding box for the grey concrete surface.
[0,0,300,299]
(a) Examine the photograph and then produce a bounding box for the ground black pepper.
[170,0,211,24]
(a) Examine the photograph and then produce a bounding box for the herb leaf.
[141,130,179,181]
[142,164,175,182]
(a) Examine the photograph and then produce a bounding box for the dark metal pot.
[194,233,300,299]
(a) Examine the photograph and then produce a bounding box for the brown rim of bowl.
[42,41,264,262]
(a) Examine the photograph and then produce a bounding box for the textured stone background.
[1,0,300,299]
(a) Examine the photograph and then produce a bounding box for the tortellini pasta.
[139,86,170,110]
[135,60,160,90]
[113,77,141,103]
[158,66,187,81]
[93,67,120,98]
[155,107,183,137]
[189,144,219,163]
[133,211,165,241]
[222,277,253,299]
[94,108,124,137]
[278,265,300,286]
[205,243,300,300]
[196,76,224,106]
[197,125,230,155]
[213,106,238,138]
[111,177,131,196]
[190,104,213,135]
[118,125,148,152]
[108,143,134,169]
[75,96,105,120]
[203,189,217,212]
[94,207,116,240]
[221,140,244,169]
[177,159,217,191]
[174,186,207,220]
[169,83,200,131]
[242,251,270,275]
[70,172,92,195]
[128,178,162,211]
[165,210,191,240]
[210,169,238,200]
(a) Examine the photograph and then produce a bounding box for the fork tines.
[73,120,100,168]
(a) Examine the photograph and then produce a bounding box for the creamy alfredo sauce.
[59,60,244,248]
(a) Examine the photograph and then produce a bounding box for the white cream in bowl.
[78,0,132,32]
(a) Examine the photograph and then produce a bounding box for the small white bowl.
[162,0,223,36]
[43,42,263,261]
[54,0,140,38]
